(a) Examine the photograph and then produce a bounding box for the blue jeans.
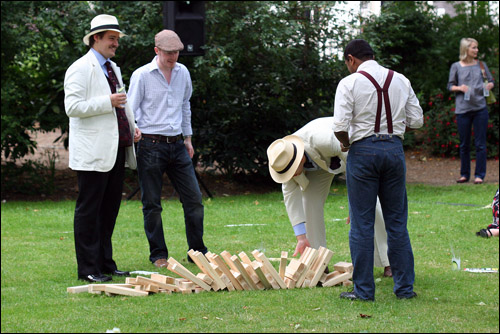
[456,107,489,180]
[137,137,207,263]
[346,135,415,300]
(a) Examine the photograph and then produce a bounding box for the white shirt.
[128,57,193,136]
[333,60,423,143]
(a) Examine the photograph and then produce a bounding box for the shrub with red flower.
[406,91,499,158]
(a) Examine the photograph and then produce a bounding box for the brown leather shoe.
[153,258,168,268]
[384,266,393,277]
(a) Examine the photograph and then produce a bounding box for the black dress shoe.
[340,291,374,301]
[78,274,112,283]
[109,269,130,277]
[397,291,417,299]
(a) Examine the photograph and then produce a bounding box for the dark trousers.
[73,147,125,277]
[137,137,207,263]
[456,107,489,180]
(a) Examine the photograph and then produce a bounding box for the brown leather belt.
[142,134,182,143]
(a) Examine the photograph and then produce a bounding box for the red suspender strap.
[358,70,394,134]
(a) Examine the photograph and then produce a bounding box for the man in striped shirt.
[128,30,208,268]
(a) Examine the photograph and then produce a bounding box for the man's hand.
[293,234,311,257]
[184,137,194,159]
[340,142,350,152]
[134,127,142,143]
[110,93,127,108]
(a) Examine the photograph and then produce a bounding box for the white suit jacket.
[283,117,347,227]
[64,50,136,171]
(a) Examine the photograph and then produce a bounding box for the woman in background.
[448,38,494,184]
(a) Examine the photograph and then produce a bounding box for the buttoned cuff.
[293,222,306,236]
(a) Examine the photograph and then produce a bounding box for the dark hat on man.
[344,39,374,60]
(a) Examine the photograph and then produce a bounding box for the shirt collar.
[357,59,378,72]
[90,48,111,67]
[149,56,179,73]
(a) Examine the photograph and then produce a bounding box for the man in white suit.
[64,14,141,282]
[267,117,391,276]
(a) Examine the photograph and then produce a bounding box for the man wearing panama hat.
[267,117,392,277]
[64,14,141,283]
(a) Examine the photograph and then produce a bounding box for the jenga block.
[284,276,296,289]
[308,247,334,287]
[238,252,261,283]
[104,285,148,297]
[196,273,213,285]
[135,276,180,292]
[333,261,353,273]
[265,273,280,289]
[180,288,193,294]
[151,273,176,284]
[219,274,235,291]
[125,277,137,284]
[230,255,258,290]
[143,284,160,293]
[179,280,196,290]
[322,272,352,287]
[252,261,272,289]
[220,251,239,272]
[232,270,251,290]
[206,252,243,291]
[252,250,287,289]
[285,259,306,281]
[342,280,353,286]
[296,248,318,287]
[279,251,288,280]
[88,284,134,294]
[194,287,205,293]
[167,262,212,291]
[188,250,225,291]
[67,285,89,293]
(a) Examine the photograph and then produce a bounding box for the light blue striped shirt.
[128,56,193,136]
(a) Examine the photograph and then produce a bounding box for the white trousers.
[283,169,389,267]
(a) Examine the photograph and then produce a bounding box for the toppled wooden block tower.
[67,247,353,296]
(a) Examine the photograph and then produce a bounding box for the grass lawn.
[1,183,499,332]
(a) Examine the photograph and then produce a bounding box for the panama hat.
[155,30,184,52]
[267,135,304,183]
[83,14,126,46]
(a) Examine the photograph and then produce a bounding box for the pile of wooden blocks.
[67,246,353,297]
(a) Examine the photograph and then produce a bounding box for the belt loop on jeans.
[142,133,182,143]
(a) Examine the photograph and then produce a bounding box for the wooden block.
[252,261,272,289]
[104,285,148,297]
[232,270,251,290]
[238,252,261,283]
[230,255,258,290]
[322,272,352,287]
[143,284,160,293]
[206,252,243,291]
[308,247,334,287]
[220,251,239,272]
[167,262,212,291]
[125,277,137,285]
[196,273,213,285]
[179,280,196,290]
[284,276,296,289]
[265,272,280,289]
[279,251,288,280]
[151,273,176,284]
[219,274,235,291]
[252,250,287,289]
[295,248,318,287]
[67,285,89,294]
[194,287,205,293]
[188,250,225,291]
[342,280,353,286]
[333,261,353,273]
[88,284,134,294]
[135,275,179,292]
[180,288,193,294]
[285,259,306,281]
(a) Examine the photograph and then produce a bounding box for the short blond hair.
[459,38,478,61]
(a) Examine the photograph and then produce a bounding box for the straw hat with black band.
[83,14,126,46]
[267,135,305,184]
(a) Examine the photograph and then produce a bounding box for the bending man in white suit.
[267,117,391,276]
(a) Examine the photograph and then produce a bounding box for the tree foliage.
[1,1,498,182]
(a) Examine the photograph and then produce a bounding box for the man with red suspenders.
[333,39,424,301]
